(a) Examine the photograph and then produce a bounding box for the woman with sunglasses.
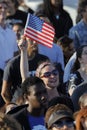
[36,61,67,101]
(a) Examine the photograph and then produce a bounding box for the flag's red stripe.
[44,22,55,31]
[24,33,53,48]
[25,29,53,44]
[43,23,55,33]
[42,25,55,35]
[27,27,54,40]
[42,28,55,36]
[26,27,54,41]
[24,30,53,45]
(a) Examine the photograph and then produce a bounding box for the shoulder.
[36,53,49,60]
[5,55,20,68]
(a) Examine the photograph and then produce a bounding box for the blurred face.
[0,2,7,24]
[26,38,38,55]
[13,24,24,41]
[82,6,87,22]
[50,0,62,7]
[51,118,75,130]
[40,64,59,89]
[79,46,87,66]
[63,43,75,59]
[5,0,15,16]
[26,83,48,108]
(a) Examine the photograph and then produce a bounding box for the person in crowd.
[71,82,87,112]
[35,13,64,70]
[35,61,68,101]
[1,36,49,105]
[12,22,24,43]
[36,0,73,39]
[68,45,87,95]
[75,106,87,130]
[63,52,76,83]
[78,92,87,109]
[45,104,75,130]
[18,0,34,14]
[69,0,87,50]
[0,112,22,130]
[7,76,48,130]
[5,0,27,27]
[57,35,75,66]
[0,0,18,107]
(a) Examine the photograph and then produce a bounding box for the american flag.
[24,13,55,48]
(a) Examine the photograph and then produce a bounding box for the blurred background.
[25,0,78,25]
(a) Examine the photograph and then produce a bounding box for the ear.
[24,93,29,100]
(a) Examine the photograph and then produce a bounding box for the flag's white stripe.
[42,28,54,36]
[27,27,54,40]
[27,26,54,38]
[24,30,53,46]
[25,29,53,44]
[42,26,55,35]
[25,33,53,48]
[44,22,55,31]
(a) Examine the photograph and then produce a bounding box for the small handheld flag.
[24,13,55,48]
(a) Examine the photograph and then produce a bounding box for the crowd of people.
[0,0,87,130]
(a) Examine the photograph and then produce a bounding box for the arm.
[18,36,29,82]
[1,80,12,104]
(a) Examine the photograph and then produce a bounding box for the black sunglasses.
[40,69,58,78]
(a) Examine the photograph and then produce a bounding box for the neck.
[27,106,45,117]
[47,87,59,101]
[78,68,87,80]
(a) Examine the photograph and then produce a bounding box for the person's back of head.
[0,112,21,130]
[21,76,46,94]
[78,92,87,109]
[48,96,74,112]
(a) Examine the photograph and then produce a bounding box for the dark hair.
[57,35,73,47]
[48,96,74,112]
[21,76,45,95]
[76,0,87,23]
[43,0,63,18]
[10,0,19,9]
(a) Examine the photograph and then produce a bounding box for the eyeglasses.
[40,69,58,78]
[52,120,74,128]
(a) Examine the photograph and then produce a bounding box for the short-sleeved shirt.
[3,54,49,94]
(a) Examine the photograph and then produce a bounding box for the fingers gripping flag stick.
[24,13,55,48]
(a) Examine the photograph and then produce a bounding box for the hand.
[18,35,28,51]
